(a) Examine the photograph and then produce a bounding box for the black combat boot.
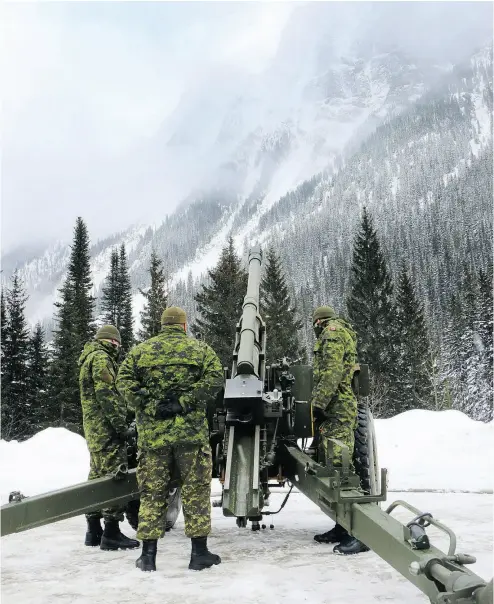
[136,539,157,572]
[333,534,370,555]
[189,536,221,570]
[100,519,140,551]
[314,523,348,544]
[84,517,103,546]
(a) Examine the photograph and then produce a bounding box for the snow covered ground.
[1,491,492,604]
[1,410,493,603]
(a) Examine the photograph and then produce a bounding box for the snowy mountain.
[2,3,492,338]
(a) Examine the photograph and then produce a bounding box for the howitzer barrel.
[236,246,263,377]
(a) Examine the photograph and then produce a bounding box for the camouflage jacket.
[311,318,358,414]
[78,341,128,452]
[116,324,223,450]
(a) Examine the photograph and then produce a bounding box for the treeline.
[1,218,167,440]
[343,207,492,421]
[4,203,489,443]
[0,220,305,440]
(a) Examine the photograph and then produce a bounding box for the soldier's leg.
[319,395,358,472]
[314,419,350,544]
[320,419,356,472]
[97,445,128,523]
[136,448,173,540]
[135,447,173,572]
[86,452,103,519]
[93,445,139,551]
[84,452,103,546]
[175,443,221,570]
[321,399,369,555]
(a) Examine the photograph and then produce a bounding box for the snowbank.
[0,427,89,504]
[375,409,493,493]
[0,410,492,504]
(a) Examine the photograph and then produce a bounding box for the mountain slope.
[3,41,492,341]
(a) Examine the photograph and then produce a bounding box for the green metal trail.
[1,471,139,537]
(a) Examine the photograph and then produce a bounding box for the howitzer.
[209,246,493,604]
[1,245,492,604]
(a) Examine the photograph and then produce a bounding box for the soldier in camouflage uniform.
[79,325,139,551]
[311,306,369,555]
[116,306,223,572]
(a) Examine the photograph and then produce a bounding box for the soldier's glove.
[115,425,136,443]
[312,406,327,422]
[122,425,137,439]
[155,392,184,420]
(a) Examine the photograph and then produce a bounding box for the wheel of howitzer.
[353,403,380,496]
[124,488,183,532]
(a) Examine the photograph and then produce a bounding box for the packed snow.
[1,410,492,603]
[0,428,90,505]
[375,410,493,493]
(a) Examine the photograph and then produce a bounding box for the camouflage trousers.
[86,445,127,522]
[136,443,212,540]
[318,395,358,473]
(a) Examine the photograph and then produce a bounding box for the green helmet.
[95,325,121,345]
[161,306,187,325]
[312,305,337,324]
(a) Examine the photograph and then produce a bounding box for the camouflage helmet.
[312,306,337,324]
[161,306,187,325]
[95,324,121,345]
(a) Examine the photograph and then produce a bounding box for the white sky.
[0,2,296,253]
[1,1,491,256]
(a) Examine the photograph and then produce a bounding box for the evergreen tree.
[1,290,7,384]
[442,292,466,410]
[138,250,168,341]
[346,207,397,417]
[101,248,120,325]
[477,266,493,381]
[394,267,434,412]
[100,244,134,351]
[260,246,304,364]
[441,264,493,422]
[118,243,134,352]
[464,266,493,421]
[26,322,51,435]
[193,236,248,368]
[50,217,95,433]
[1,272,30,440]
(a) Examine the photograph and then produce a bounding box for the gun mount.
[1,245,492,604]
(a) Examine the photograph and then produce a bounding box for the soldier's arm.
[311,330,346,413]
[186,345,224,411]
[116,351,147,412]
[91,354,128,435]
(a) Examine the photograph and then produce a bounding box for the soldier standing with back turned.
[310,306,369,555]
[78,325,139,551]
[116,306,224,572]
